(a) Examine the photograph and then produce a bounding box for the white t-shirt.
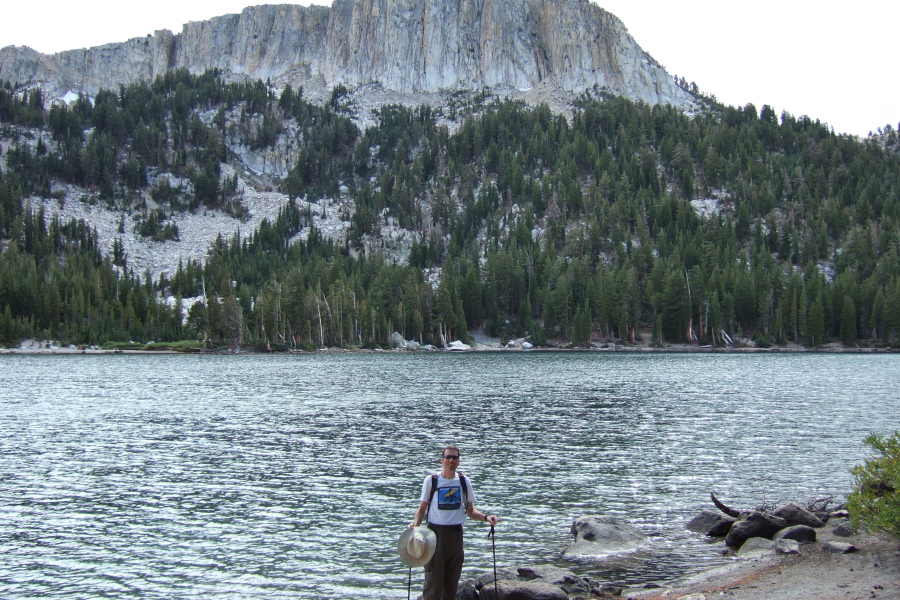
[420,472,475,526]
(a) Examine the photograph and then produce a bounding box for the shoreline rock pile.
[412,500,871,600]
[439,515,641,600]
[685,497,859,557]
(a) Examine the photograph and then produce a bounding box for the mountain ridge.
[0,0,693,108]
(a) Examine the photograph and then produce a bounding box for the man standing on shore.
[409,444,498,600]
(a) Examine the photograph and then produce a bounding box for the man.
[410,444,498,600]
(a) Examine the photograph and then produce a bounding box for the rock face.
[0,0,692,108]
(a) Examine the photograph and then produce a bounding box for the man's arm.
[410,501,429,528]
[466,502,497,525]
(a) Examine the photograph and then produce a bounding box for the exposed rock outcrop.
[0,0,693,109]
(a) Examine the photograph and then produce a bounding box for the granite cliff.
[0,0,692,108]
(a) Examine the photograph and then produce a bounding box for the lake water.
[1,352,898,599]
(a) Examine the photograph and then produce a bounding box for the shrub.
[847,431,900,537]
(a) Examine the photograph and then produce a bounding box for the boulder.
[832,522,856,537]
[476,569,520,589]
[775,539,801,554]
[516,566,592,596]
[406,340,421,351]
[738,537,774,555]
[773,525,817,544]
[822,541,858,554]
[448,340,471,351]
[725,511,788,548]
[390,331,407,349]
[772,502,826,528]
[686,510,737,537]
[477,579,568,600]
[456,580,479,600]
[516,566,575,582]
[564,515,646,558]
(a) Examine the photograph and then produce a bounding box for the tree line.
[1,71,899,349]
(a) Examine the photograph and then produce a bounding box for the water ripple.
[1,353,898,598]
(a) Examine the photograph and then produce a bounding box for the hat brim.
[398,527,437,567]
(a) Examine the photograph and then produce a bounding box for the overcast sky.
[1,1,895,137]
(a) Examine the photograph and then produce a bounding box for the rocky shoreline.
[394,507,899,600]
[2,337,896,355]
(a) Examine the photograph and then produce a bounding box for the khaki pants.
[423,524,464,600]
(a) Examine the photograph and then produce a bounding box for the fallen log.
[711,492,741,518]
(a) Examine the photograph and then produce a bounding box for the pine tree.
[807,293,826,348]
[572,302,592,347]
[840,295,857,346]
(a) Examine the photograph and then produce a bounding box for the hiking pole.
[407,566,412,600]
[488,523,498,600]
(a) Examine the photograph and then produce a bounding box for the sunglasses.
[442,455,460,460]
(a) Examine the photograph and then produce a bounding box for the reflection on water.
[1,352,898,598]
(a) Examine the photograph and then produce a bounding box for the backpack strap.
[429,474,439,504]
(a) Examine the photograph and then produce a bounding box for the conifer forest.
[1,70,899,350]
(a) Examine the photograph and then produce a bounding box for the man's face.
[441,450,460,468]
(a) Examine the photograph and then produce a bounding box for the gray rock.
[821,541,858,554]
[832,522,857,537]
[456,580,478,600]
[738,537,774,554]
[725,511,788,548]
[686,510,737,537]
[516,566,574,582]
[0,0,695,109]
[516,566,591,595]
[476,569,520,589]
[564,515,646,558]
[478,579,568,600]
[773,525,817,544]
[775,538,801,554]
[390,331,407,349]
[772,502,826,528]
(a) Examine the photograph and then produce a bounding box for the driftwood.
[711,492,839,518]
[710,492,741,518]
[807,495,838,512]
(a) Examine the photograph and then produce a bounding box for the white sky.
[0,1,896,137]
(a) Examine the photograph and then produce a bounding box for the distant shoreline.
[2,340,897,355]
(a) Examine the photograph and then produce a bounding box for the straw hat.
[397,527,437,567]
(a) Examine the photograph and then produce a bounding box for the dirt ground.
[625,528,900,600]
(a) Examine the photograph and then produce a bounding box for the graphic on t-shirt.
[437,485,462,510]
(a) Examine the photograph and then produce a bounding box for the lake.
[1,352,897,599]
